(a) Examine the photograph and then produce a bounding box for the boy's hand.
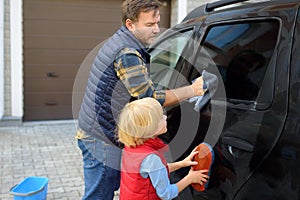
[180,147,199,167]
[187,168,209,185]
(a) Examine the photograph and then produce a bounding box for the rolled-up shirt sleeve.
[114,48,166,105]
[140,154,178,200]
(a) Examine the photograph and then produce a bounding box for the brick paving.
[0,120,119,200]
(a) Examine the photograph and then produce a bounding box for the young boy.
[117,97,211,200]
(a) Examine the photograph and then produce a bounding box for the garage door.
[24,0,171,121]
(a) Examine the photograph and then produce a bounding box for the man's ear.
[125,19,135,31]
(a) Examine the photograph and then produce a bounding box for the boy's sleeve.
[140,154,178,200]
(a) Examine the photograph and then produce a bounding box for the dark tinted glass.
[197,20,279,102]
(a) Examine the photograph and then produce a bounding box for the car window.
[193,20,279,105]
[149,29,194,89]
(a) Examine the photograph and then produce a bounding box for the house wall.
[0,1,3,120]
[2,0,12,120]
[187,0,215,12]
[4,0,11,117]
[170,0,216,27]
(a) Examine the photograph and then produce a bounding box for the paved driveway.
[0,120,119,200]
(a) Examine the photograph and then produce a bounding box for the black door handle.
[45,101,57,106]
[47,72,58,78]
[223,136,254,152]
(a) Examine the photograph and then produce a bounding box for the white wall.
[177,0,187,23]
[171,0,217,27]
[10,0,23,119]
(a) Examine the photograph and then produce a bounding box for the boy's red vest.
[120,138,169,200]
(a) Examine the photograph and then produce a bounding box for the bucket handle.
[9,184,46,196]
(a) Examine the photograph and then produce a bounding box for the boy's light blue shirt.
[140,154,179,200]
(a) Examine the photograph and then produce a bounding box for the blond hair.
[118,97,163,147]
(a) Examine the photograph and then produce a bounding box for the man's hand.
[191,76,206,96]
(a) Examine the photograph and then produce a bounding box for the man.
[76,0,206,199]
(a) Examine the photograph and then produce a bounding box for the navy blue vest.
[78,26,150,146]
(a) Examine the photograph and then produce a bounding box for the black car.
[149,0,300,199]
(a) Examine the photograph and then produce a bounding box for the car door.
[149,22,219,163]
[190,3,298,200]
[231,4,300,200]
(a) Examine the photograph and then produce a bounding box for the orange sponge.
[191,142,214,191]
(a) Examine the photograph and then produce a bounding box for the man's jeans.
[78,137,121,200]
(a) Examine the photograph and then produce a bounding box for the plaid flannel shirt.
[114,47,166,105]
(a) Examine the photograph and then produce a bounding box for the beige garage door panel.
[24,0,122,16]
[24,20,120,38]
[23,1,121,52]
[25,3,121,22]
[25,65,78,79]
[24,49,89,65]
[26,106,73,120]
[25,93,72,107]
[24,35,100,51]
[25,79,75,92]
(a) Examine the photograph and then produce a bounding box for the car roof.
[182,0,300,22]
